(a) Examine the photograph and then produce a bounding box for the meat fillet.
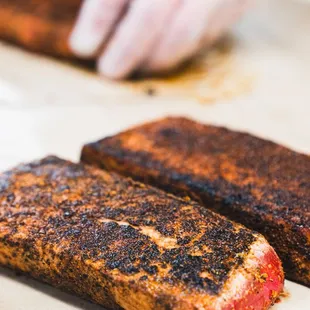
[81,117,310,287]
[0,0,82,57]
[0,156,283,310]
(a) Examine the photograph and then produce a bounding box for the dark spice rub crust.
[0,0,82,57]
[81,117,310,287]
[0,156,283,309]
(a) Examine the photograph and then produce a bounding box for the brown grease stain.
[124,36,254,104]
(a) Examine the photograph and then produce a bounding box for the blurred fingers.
[144,0,219,72]
[69,0,128,57]
[201,0,254,45]
[98,0,180,79]
[144,0,252,73]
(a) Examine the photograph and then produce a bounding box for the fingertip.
[69,31,98,58]
[69,0,129,59]
[97,56,126,80]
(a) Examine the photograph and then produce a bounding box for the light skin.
[69,0,252,80]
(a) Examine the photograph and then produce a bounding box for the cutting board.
[0,0,309,309]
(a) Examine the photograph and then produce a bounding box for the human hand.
[69,0,252,79]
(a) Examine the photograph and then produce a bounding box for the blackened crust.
[81,117,310,287]
[0,156,260,309]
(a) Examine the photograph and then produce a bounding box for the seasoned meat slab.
[0,156,283,310]
[0,0,82,57]
[81,116,310,287]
